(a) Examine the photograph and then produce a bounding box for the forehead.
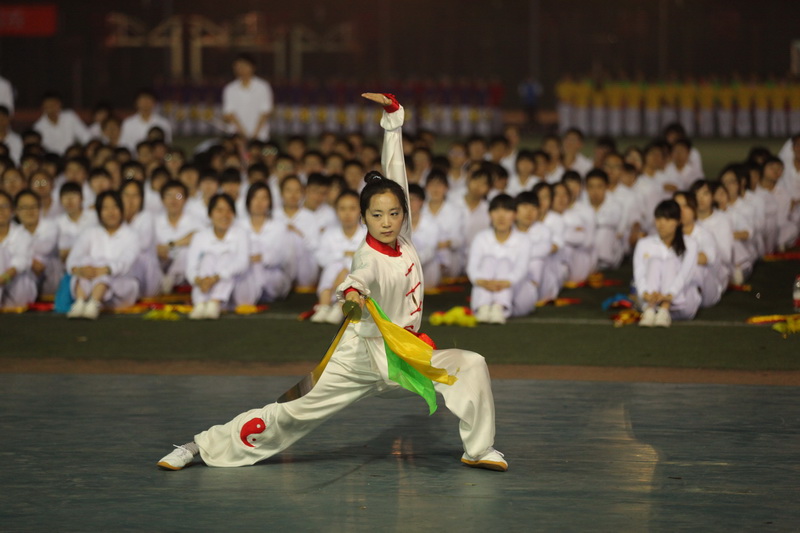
[368,191,401,210]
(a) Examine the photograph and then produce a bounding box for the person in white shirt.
[445,141,470,198]
[691,180,734,295]
[560,172,596,283]
[450,166,492,268]
[303,173,337,231]
[561,128,592,177]
[0,106,22,164]
[665,139,703,190]
[233,182,293,308]
[55,182,99,263]
[65,191,140,319]
[468,194,531,324]
[274,174,321,288]
[408,184,440,290]
[506,150,539,197]
[30,169,60,220]
[186,193,249,320]
[154,180,205,292]
[121,180,161,297]
[222,53,274,141]
[513,191,553,312]
[759,157,799,251]
[87,102,112,140]
[716,167,758,284]
[536,182,567,301]
[422,169,465,280]
[585,169,625,270]
[33,92,91,155]
[14,189,62,296]
[0,75,14,114]
[0,191,37,308]
[119,89,172,154]
[1,166,25,200]
[634,199,701,328]
[673,191,722,308]
[311,190,367,324]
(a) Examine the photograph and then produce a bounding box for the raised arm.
[362,92,411,240]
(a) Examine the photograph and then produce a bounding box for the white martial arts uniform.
[194,105,499,468]
[233,218,294,306]
[468,229,531,318]
[562,202,596,283]
[607,185,641,254]
[633,234,701,320]
[590,196,625,270]
[127,211,162,297]
[411,213,440,289]
[664,162,703,191]
[0,130,22,164]
[185,226,249,307]
[33,110,91,155]
[66,225,140,308]
[698,210,734,293]
[0,224,37,307]
[56,210,98,256]
[567,153,593,177]
[274,207,322,287]
[0,75,14,113]
[724,200,758,280]
[421,200,465,278]
[154,212,205,287]
[760,185,799,251]
[313,224,367,304]
[222,76,274,140]
[683,224,722,308]
[540,211,567,301]
[514,222,553,313]
[119,112,173,154]
[506,174,540,197]
[449,194,491,269]
[25,218,63,296]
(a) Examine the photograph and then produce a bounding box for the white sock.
[182,441,199,456]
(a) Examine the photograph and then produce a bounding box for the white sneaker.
[310,304,330,323]
[489,304,507,325]
[157,445,197,471]
[638,307,656,327]
[732,267,745,286]
[67,299,86,319]
[189,301,206,320]
[461,447,508,472]
[475,305,492,323]
[205,300,221,319]
[325,303,344,324]
[82,299,101,320]
[654,307,672,328]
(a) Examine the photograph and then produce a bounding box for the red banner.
[0,5,58,37]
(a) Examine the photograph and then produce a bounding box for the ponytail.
[673,223,686,257]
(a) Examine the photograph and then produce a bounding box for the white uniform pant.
[163,247,190,286]
[557,103,573,134]
[789,110,800,136]
[607,109,622,137]
[679,108,696,137]
[594,227,623,270]
[624,108,641,136]
[754,110,769,137]
[190,253,235,305]
[591,107,607,136]
[539,254,566,302]
[732,240,755,280]
[37,256,64,296]
[131,252,162,298]
[469,256,514,317]
[195,333,497,467]
[290,233,319,288]
[778,221,799,251]
[0,271,37,308]
[437,247,463,279]
[71,273,139,308]
[645,109,660,137]
[639,257,701,320]
[694,266,722,308]
[511,279,538,317]
[565,245,596,283]
[735,109,752,137]
[661,107,677,128]
[770,109,786,137]
[716,110,733,137]
[234,264,292,305]
[316,260,351,302]
[422,256,442,290]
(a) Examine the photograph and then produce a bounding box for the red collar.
[366,233,402,257]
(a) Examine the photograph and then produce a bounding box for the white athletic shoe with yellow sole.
[461,447,508,472]
[157,445,197,471]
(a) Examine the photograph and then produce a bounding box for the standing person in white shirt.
[0,75,14,114]
[467,194,531,324]
[0,191,37,308]
[311,189,367,324]
[634,199,701,328]
[222,53,274,141]
[233,183,293,309]
[186,193,249,320]
[15,189,62,296]
[154,180,204,292]
[0,106,22,164]
[65,191,140,319]
[119,89,172,154]
[33,92,91,155]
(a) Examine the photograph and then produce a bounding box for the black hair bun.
[364,170,385,185]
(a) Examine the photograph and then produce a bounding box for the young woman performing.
[157,93,507,472]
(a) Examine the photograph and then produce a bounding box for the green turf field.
[1,256,797,370]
